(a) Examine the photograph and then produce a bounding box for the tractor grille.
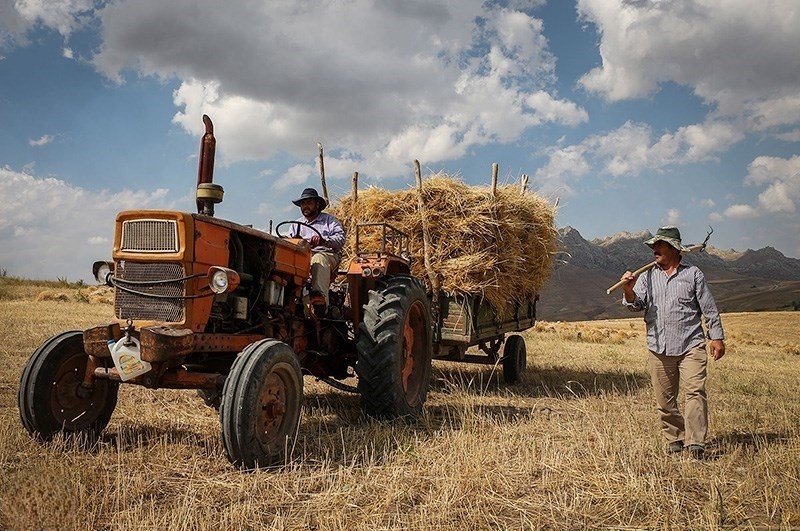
[114,262,186,322]
[121,219,179,253]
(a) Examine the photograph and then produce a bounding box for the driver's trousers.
[311,251,340,303]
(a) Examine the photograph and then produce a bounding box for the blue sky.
[1,0,799,283]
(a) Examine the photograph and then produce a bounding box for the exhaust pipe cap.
[197,183,224,216]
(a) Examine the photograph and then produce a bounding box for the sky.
[1,0,799,283]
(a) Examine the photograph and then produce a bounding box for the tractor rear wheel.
[219,339,303,469]
[356,275,432,418]
[502,334,527,384]
[18,331,118,444]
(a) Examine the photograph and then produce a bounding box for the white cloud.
[274,164,315,191]
[28,134,54,147]
[744,155,800,187]
[0,2,29,49]
[775,130,800,143]
[709,155,800,220]
[525,91,588,126]
[722,204,759,219]
[747,94,800,132]
[700,198,715,208]
[0,165,174,282]
[90,1,585,177]
[535,118,743,194]
[664,208,681,226]
[577,0,800,121]
[2,0,94,41]
[533,144,590,198]
[757,182,795,214]
[745,155,800,214]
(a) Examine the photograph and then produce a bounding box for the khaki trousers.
[310,251,339,303]
[647,346,708,447]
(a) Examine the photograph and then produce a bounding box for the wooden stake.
[520,174,529,193]
[414,160,440,297]
[350,171,359,236]
[317,143,329,205]
[491,163,498,197]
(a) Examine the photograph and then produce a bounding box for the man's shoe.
[667,441,684,455]
[687,444,705,460]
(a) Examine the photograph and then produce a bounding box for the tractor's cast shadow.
[294,364,651,467]
[99,423,220,454]
[92,365,650,468]
[429,364,651,400]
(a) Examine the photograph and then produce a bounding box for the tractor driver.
[291,187,346,316]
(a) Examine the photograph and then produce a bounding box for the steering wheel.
[275,220,323,241]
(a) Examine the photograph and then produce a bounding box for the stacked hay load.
[330,173,559,312]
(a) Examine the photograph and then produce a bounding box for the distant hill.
[538,227,800,321]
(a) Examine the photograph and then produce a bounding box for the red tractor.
[18,116,433,469]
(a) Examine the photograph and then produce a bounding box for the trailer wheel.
[502,334,527,384]
[18,330,118,444]
[219,339,302,469]
[356,275,432,418]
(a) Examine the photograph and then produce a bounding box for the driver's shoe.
[309,292,327,318]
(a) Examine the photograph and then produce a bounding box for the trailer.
[352,222,536,385]
[434,293,535,383]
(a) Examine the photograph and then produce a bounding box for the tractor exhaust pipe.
[195,114,223,216]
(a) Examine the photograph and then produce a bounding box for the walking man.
[619,226,725,459]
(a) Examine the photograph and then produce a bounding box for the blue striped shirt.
[293,212,346,257]
[624,263,724,356]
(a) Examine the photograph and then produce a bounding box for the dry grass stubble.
[1,281,798,529]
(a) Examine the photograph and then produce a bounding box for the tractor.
[18,115,433,469]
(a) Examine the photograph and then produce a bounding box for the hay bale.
[80,286,114,305]
[330,173,559,310]
[36,291,70,302]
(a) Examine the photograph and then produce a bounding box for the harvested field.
[1,280,799,529]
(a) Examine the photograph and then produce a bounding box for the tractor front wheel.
[18,331,118,444]
[356,275,432,418]
[219,339,303,469]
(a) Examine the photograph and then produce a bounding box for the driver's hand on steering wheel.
[307,234,323,246]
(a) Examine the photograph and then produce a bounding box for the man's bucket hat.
[292,187,327,210]
[644,226,688,251]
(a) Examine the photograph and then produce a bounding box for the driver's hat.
[292,188,327,210]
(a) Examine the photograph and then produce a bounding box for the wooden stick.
[520,174,528,193]
[606,262,656,295]
[606,243,706,294]
[491,163,498,197]
[350,171,358,236]
[414,160,440,297]
[317,143,329,205]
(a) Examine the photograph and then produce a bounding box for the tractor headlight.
[92,261,114,286]
[211,271,228,292]
[361,266,372,277]
[207,267,240,294]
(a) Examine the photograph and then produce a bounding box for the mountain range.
[537,227,800,322]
